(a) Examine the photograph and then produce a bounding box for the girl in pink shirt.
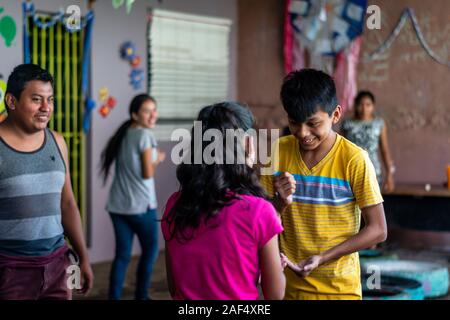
[161,102,286,300]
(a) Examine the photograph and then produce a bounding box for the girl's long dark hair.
[164,101,267,242]
[100,94,156,183]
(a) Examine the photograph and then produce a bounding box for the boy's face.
[288,106,341,152]
[6,80,54,132]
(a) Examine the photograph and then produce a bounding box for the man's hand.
[285,255,322,278]
[77,261,94,295]
[274,172,296,205]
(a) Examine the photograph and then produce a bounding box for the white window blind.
[148,9,232,140]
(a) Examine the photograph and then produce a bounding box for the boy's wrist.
[275,192,289,206]
[273,192,288,212]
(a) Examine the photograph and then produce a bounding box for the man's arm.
[54,132,94,295]
[287,203,387,277]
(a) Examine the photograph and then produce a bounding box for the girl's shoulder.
[128,127,157,147]
[236,194,275,215]
[373,117,385,128]
[128,127,155,137]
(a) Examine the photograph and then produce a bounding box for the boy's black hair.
[280,69,338,123]
[5,64,54,111]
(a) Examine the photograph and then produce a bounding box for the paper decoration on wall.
[98,87,117,118]
[120,41,144,90]
[99,86,109,102]
[112,0,136,15]
[23,2,96,134]
[0,78,6,115]
[333,36,362,112]
[0,5,17,47]
[360,8,450,68]
[288,0,367,56]
[284,0,365,112]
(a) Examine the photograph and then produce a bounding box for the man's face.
[288,107,341,152]
[7,80,54,132]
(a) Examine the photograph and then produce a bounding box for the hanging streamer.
[361,8,450,68]
[333,36,362,112]
[81,11,96,133]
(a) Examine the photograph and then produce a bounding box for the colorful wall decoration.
[98,86,117,118]
[112,0,136,15]
[284,0,367,112]
[120,41,144,90]
[0,4,17,47]
[23,1,95,225]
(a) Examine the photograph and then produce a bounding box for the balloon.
[0,15,17,47]
[99,105,110,117]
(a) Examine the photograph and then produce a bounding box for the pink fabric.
[333,36,363,113]
[284,0,306,73]
[283,0,294,74]
[292,36,306,71]
[161,192,283,300]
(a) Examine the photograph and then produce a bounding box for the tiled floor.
[75,247,450,300]
[74,251,171,300]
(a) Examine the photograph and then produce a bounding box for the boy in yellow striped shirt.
[261,69,387,300]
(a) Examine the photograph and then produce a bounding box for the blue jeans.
[108,209,159,300]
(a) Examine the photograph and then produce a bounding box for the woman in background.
[101,94,165,300]
[342,90,395,192]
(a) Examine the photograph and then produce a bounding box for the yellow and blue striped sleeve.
[347,150,383,209]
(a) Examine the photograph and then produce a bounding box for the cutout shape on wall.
[98,87,117,118]
[112,0,136,15]
[120,41,144,90]
[99,86,109,103]
[0,5,17,47]
[360,8,450,68]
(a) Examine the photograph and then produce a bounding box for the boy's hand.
[286,255,322,277]
[274,172,296,205]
